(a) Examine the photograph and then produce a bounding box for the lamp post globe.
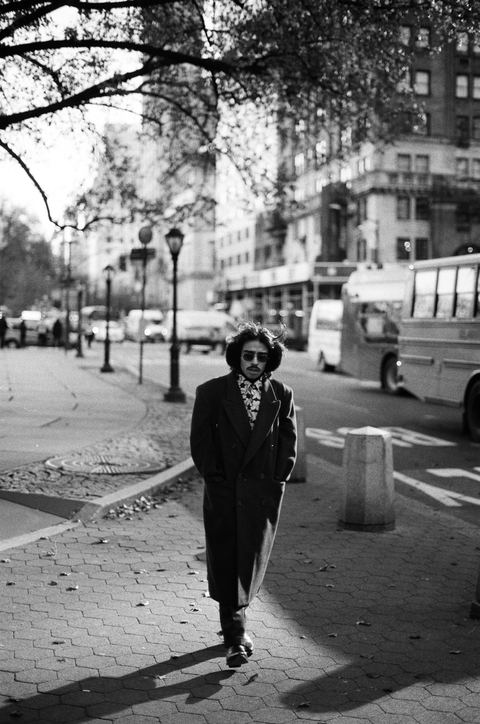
[164,227,186,403]
[138,226,153,246]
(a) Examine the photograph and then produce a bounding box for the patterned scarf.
[236,373,264,429]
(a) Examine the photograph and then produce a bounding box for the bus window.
[435,267,456,318]
[413,269,437,318]
[455,266,476,318]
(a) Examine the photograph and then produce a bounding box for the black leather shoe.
[226,644,249,668]
[240,634,254,656]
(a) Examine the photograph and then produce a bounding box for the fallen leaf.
[356,619,371,626]
[137,601,150,607]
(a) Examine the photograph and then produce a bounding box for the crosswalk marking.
[394,470,480,507]
[306,426,455,449]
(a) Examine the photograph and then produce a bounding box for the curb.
[0,457,197,553]
[74,457,197,521]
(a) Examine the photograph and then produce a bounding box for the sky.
[0,104,140,238]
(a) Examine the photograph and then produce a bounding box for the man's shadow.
[0,645,235,723]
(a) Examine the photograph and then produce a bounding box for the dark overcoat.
[190,371,297,606]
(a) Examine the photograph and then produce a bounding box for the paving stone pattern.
[0,365,480,722]
[1,460,480,722]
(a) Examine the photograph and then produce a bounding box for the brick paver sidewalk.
[1,452,479,723]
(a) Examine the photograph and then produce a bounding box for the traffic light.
[119,254,127,271]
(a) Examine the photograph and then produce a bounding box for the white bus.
[307,299,344,371]
[340,265,409,394]
[398,253,480,441]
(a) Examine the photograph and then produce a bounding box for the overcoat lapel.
[222,373,251,448]
[243,378,280,468]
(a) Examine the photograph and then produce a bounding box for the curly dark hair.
[225,321,286,374]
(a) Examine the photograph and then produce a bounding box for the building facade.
[214,26,480,348]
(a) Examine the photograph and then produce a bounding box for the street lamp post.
[100,265,115,373]
[164,228,186,403]
[76,283,84,358]
[138,225,153,385]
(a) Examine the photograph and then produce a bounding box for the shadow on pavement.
[0,646,234,722]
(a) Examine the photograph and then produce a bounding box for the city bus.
[340,264,409,394]
[397,253,480,442]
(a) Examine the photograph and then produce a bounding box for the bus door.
[438,264,479,403]
[402,267,440,400]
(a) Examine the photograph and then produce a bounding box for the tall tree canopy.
[1,0,479,227]
[0,202,60,312]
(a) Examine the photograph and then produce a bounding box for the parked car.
[4,313,48,347]
[161,310,236,353]
[124,309,165,342]
[92,320,125,343]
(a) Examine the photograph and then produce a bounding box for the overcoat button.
[261,501,266,506]
[260,473,265,478]
[232,444,237,449]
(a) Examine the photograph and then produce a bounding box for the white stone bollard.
[290,405,306,483]
[338,426,395,531]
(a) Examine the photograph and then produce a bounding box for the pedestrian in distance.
[19,319,27,347]
[190,321,297,669]
[0,314,8,349]
[52,318,63,347]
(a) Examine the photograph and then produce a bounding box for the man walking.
[190,322,297,668]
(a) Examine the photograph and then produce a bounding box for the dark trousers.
[219,604,247,648]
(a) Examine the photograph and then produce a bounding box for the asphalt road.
[110,340,480,528]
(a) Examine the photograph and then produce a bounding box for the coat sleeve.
[274,383,297,482]
[190,381,226,482]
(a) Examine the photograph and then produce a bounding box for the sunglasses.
[242,351,269,363]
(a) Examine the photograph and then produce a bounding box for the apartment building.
[215,25,480,347]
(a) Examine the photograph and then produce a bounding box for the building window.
[456,74,469,98]
[473,118,480,140]
[415,154,429,173]
[473,76,480,99]
[456,157,469,177]
[412,111,430,136]
[473,34,480,54]
[415,197,430,220]
[416,27,431,48]
[400,25,412,45]
[415,238,429,260]
[397,196,411,220]
[456,32,469,53]
[472,159,480,178]
[397,153,411,172]
[456,203,471,230]
[397,69,411,93]
[457,115,470,145]
[396,238,411,261]
[414,70,430,95]
[294,153,305,175]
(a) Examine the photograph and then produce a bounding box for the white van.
[125,309,164,342]
[162,310,237,353]
[307,299,344,371]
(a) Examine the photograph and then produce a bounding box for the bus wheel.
[466,380,480,442]
[381,356,400,395]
